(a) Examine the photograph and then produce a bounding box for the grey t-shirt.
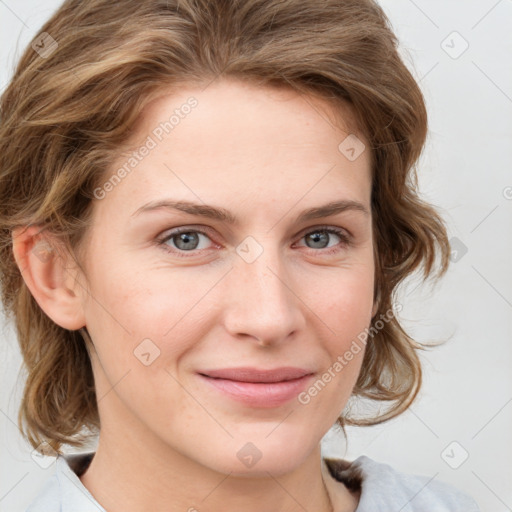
[25,452,480,511]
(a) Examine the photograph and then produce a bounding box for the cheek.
[83,253,195,337]
[311,263,375,331]
[81,259,213,389]
[308,267,373,394]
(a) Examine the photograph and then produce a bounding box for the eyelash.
[156,225,352,259]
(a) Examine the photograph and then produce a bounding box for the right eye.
[157,227,216,257]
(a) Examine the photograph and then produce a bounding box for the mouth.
[197,367,315,408]
[198,366,313,383]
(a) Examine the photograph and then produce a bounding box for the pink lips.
[198,366,314,408]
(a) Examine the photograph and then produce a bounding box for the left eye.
[157,226,351,257]
[297,227,351,253]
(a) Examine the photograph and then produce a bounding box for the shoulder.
[323,455,481,512]
[25,452,103,512]
[25,472,61,512]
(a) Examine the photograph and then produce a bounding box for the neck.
[79,429,357,512]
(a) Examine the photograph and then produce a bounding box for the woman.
[0,0,480,510]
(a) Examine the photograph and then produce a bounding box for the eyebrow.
[131,198,370,224]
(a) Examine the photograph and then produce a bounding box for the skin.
[13,78,377,512]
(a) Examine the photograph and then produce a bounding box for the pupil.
[309,231,328,248]
[177,232,198,250]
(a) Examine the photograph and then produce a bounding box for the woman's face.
[76,78,376,475]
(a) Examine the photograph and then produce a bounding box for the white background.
[1,1,511,511]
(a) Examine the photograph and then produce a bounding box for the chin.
[198,435,314,477]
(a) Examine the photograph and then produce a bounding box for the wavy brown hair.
[0,0,450,454]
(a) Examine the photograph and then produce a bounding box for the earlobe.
[11,226,86,330]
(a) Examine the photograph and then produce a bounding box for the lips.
[197,366,315,408]
[198,366,313,383]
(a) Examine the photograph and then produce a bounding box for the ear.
[11,225,86,330]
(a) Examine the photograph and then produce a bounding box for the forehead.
[96,78,372,220]
[136,78,366,149]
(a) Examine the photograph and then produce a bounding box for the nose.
[222,245,306,347]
